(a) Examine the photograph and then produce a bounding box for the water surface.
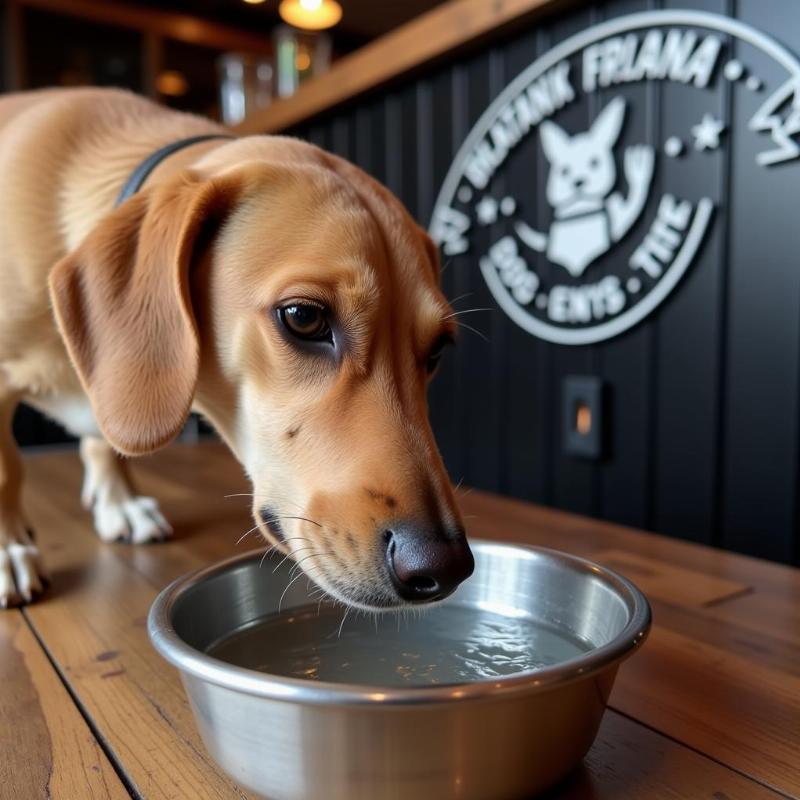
[208,603,590,687]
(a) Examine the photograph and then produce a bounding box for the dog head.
[540,96,625,212]
[49,136,473,610]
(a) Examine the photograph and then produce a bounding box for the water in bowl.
[207,603,591,687]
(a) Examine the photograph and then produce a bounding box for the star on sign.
[691,113,726,151]
[475,195,499,225]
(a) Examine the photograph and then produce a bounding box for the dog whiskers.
[288,551,335,579]
[235,524,261,546]
[256,538,309,568]
[447,291,473,306]
[271,545,318,573]
[441,308,493,321]
[259,545,278,569]
[454,320,489,343]
[278,572,306,614]
[337,607,351,639]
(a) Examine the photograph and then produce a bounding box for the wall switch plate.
[563,376,605,460]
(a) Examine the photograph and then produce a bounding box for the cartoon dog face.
[539,97,626,211]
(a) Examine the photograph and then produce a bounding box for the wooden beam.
[141,31,164,100]
[234,0,569,134]
[3,0,27,91]
[17,0,272,56]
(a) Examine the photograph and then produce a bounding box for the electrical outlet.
[563,376,605,460]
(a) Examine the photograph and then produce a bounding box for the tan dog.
[0,88,473,610]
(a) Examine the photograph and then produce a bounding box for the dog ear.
[417,227,441,281]
[49,172,236,456]
[539,120,570,163]
[590,96,626,150]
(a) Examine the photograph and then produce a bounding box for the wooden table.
[2,443,798,799]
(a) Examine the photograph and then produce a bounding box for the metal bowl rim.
[148,540,651,706]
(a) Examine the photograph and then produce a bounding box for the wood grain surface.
[6,442,798,799]
[0,610,128,800]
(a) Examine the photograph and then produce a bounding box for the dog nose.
[574,176,586,188]
[384,524,474,603]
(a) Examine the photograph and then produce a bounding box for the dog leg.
[80,436,172,544]
[0,389,48,607]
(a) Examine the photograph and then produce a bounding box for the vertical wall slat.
[546,5,598,517]
[595,0,654,530]
[720,0,799,563]
[428,67,462,481]
[651,0,728,544]
[502,26,554,505]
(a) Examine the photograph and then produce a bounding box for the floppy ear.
[49,172,235,456]
[417,226,441,281]
[590,96,626,149]
[539,120,570,164]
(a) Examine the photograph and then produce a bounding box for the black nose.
[574,176,586,188]
[384,524,474,603]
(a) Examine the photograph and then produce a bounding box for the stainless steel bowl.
[149,541,650,800]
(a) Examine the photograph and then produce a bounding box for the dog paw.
[0,523,48,607]
[82,454,173,545]
[91,494,172,544]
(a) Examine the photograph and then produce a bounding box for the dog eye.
[426,334,453,373]
[589,157,600,169]
[279,303,332,342]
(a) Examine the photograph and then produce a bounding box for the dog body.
[0,88,472,609]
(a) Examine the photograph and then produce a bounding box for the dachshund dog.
[0,88,473,610]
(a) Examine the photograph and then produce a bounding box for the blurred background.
[0,0,442,448]
[3,0,799,569]
[0,0,445,115]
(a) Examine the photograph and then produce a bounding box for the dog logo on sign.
[515,96,654,277]
[430,11,800,345]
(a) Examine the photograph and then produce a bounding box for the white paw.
[0,522,48,608]
[89,491,172,544]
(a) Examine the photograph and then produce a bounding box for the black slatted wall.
[290,0,800,565]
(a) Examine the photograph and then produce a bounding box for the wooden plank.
[0,610,129,800]
[17,0,273,56]
[234,0,570,134]
[457,486,800,593]
[16,443,791,800]
[560,710,784,800]
[14,444,800,798]
[613,624,800,797]
[594,549,750,607]
[20,448,255,800]
[3,0,26,92]
[456,488,800,796]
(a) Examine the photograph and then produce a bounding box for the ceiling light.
[278,0,342,30]
[156,70,189,97]
[242,0,267,5]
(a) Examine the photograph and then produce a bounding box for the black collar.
[115,134,234,207]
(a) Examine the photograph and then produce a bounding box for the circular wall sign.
[430,11,800,345]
